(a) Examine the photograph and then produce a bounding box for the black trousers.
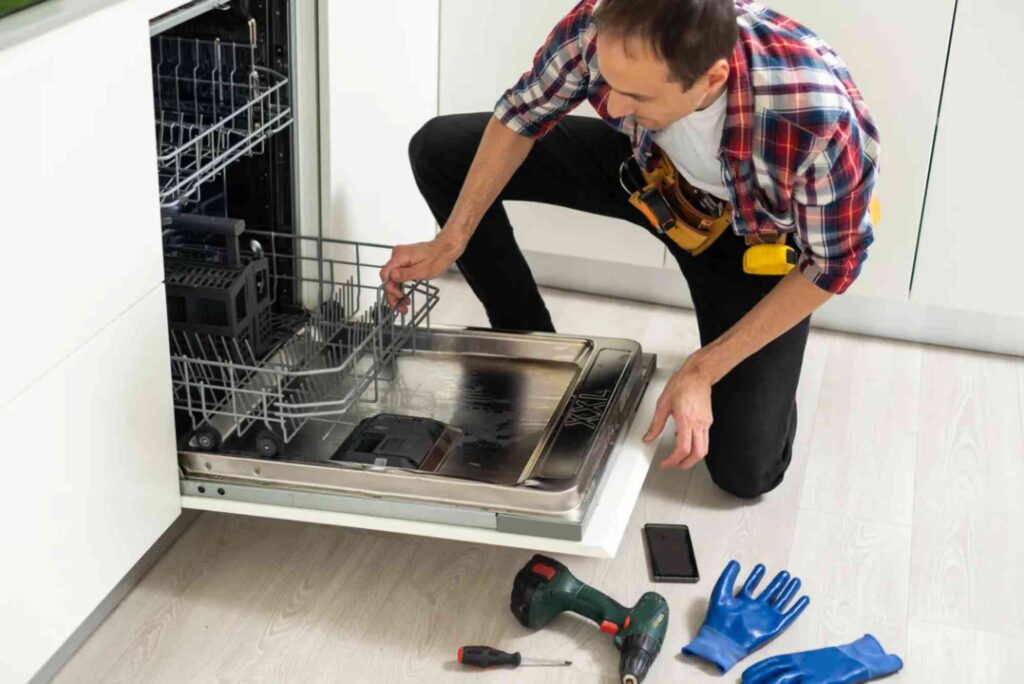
[408,113,810,499]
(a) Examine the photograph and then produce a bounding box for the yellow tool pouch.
[619,149,733,257]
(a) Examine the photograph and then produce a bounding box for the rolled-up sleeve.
[493,0,594,139]
[792,107,881,294]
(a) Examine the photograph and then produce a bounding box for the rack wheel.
[255,430,284,458]
[193,426,221,451]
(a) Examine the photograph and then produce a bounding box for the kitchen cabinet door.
[0,286,179,684]
[767,0,957,301]
[318,0,440,247]
[0,2,165,407]
[910,0,1020,318]
[438,0,667,269]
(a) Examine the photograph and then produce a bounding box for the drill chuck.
[619,632,662,683]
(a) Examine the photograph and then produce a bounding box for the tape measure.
[742,196,881,276]
[743,243,798,276]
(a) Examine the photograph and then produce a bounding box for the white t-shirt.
[653,90,729,201]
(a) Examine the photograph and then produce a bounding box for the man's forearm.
[439,116,535,247]
[685,270,832,384]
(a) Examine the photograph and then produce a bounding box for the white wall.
[320,0,440,251]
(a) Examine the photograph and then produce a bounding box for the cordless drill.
[510,554,668,683]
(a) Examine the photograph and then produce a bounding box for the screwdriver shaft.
[520,658,572,667]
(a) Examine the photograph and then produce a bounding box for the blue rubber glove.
[742,634,904,683]
[682,560,809,673]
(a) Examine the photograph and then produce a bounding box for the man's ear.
[706,58,730,90]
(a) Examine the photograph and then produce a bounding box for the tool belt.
[620,147,799,275]
[619,147,733,257]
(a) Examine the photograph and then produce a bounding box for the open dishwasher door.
[176,308,662,557]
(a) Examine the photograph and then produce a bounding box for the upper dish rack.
[152,33,293,208]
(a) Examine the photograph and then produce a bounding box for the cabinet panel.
[768,0,957,300]
[320,0,439,247]
[439,0,666,268]
[911,0,1019,318]
[0,3,165,406]
[0,286,180,683]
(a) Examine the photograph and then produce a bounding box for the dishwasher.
[149,0,657,544]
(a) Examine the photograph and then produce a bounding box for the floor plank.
[972,628,1024,683]
[909,347,1024,637]
[906,620,973,683]
[784,510,912,660]
[800,334,921,526]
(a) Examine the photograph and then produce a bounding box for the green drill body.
[510,554,669,683]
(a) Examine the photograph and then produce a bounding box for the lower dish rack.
[168,228,438,458]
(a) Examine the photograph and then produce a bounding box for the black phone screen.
[643,524,699,583]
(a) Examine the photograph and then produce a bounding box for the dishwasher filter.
[332,414,462,470]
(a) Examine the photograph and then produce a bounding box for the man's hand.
[643,362,713,469]
[379,235,465,313]
[642,270,832,470]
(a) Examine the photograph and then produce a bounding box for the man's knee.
[704,436,793,500]
[706,465,782,500]
[703,400,797,500]
[408,113,487,181]
[408,116,445,178]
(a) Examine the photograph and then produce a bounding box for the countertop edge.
[0,0,191,52]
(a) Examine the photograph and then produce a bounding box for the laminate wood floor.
[53,276,1024,684]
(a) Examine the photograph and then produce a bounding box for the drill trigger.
[531,563,557,581]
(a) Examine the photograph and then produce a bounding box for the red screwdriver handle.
[458,646,522,668]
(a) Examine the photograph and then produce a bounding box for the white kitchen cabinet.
[318,0,440,248]
[767,0,958,301]
[0,2,166,407]
[0,286,180,684]
[910,0,1020,318]
[438,0,668,269]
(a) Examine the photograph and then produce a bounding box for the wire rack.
[153,34,293,208]
[169,232,439,455]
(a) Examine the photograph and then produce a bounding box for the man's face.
[596,34,727,130]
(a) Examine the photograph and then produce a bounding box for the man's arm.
[440,118,535,249]
[380,118,534,309]
[643,270,831,469]
[381,1,596,308]
[684,269,831,385]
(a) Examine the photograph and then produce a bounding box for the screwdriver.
[457,645,572,668]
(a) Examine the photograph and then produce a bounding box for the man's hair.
[593,0,738,89]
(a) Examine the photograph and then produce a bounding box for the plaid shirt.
[494,0,880,294]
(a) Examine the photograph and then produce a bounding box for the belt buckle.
[618,157,645,196]
[639,188,676,235]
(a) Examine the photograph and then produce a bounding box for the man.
[379,0,879,499]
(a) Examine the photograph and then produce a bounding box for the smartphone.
[643,524,699,583]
